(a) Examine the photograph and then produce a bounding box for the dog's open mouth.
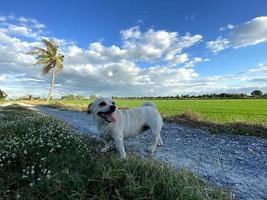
[97,111,116,123]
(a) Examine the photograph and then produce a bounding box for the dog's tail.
[141,101,157,109]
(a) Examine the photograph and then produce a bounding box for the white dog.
[87,97,163,158]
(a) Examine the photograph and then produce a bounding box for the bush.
[251,90,263,96]
[61,94,84,100]
[0,90,7,100]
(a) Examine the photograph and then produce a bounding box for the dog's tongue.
[104,113,116,122]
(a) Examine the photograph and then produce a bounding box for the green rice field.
[47,99,267,125]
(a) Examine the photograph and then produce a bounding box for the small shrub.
[0,90,7,100]
[165,110,201,123]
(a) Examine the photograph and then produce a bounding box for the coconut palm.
[28,39,64,102]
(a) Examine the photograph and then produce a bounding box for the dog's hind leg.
[158,135,163,146]
[147,130,160,153]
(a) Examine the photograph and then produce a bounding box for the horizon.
[1,0,267,98]
[9,90,265,100]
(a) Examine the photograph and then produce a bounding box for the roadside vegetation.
[0,105,230,200]
[165,110,267,138]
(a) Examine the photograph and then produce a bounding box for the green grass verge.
[0,106,230,200]
[165,111,267,138]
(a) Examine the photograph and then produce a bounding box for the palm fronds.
[27,39,64,74]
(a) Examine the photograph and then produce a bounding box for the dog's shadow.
[99,130,161,158]
[123,130,159,157]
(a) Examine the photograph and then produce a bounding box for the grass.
[165,111,267,138]
[0,99,6,104]
[0,105,230,200]
[32,99,267,124]
[23,99,267,138]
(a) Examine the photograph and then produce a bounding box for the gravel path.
[17,104,267,200]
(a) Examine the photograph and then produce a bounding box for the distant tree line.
[113,90,267,100]
[17,94,44,101]
[61,95,85,100]
[8,89,267,100]
[61,95,97,100]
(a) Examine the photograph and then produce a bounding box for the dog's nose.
[110,105,116,112]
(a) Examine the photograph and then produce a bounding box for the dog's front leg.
[113,135,126,158]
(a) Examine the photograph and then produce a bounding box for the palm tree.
[28,39,64,102]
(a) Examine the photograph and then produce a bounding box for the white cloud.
[67,45,83,57]
[34,23,45,29]
[0,75,6,81]
[120,26,141,40]
[206,37,231,53]
[184,57,203,68]
[1,14,266,98]
[17,16,45,29]
[29,18,46,29]
[219,24,234,31]
[7,24,37,38]
[17,16,28,23]
[185,14,196,21]
[247,63,267,74]
[0,16,6,22]
[0,29,38,67]
[59,61,200,97]
[166,53,189,64]
[122,28,177,61]
[207,16,267,53]
[7,15,16,20]
[121,27,202,64]
[65,27,203,67]
[231,16,267,48]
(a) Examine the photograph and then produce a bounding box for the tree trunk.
[46,67,56,102]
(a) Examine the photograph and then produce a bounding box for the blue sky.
[0,0,267,98]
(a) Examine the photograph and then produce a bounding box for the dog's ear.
[87,103,92,114]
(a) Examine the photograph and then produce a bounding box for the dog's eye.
[112,102,115,105]
[99,102,107,106]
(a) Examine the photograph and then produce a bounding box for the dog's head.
[87,97,116,123]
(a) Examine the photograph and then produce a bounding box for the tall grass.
[0,106,230,199]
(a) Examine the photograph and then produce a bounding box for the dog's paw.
[144,149,154,157]
[157,142,163,147]
[146,147,155,153]
[119,153,127,159]
[100,147,109,153]
[157,138,163,146]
